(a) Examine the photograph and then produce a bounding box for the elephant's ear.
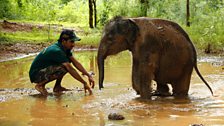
[127,19,139,46]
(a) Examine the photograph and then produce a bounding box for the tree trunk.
[93,0,97,27]
[186,0,190,27]
[89,0,93,28]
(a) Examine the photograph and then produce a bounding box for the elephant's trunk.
[97,53,105,90]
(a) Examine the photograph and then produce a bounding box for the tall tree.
[89,0,94,28]
[186,0,190,27]
[89,0,97,28]
[93,0,97,27]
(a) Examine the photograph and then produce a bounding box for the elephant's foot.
[152,90,172,97]
[139,89,152,99]
[140,93,152,99]
[173,92,188,97]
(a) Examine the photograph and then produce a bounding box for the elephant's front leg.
[132,59,140,94]
[139,62,155,98]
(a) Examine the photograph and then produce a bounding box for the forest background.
[0,0,223,53]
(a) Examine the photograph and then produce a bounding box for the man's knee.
[33,65,67,83]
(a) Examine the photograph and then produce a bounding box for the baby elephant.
[97,16,213,98]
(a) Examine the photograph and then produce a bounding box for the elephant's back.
[147,19,195,82]
[133,17,193,43]
[133,17,195,58]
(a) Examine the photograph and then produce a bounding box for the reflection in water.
[30,94,75,126]
[0,57,32,88]
[0,51,224,126]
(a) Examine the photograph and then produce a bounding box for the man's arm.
[62,62,92,95]
[70,56,91,77]
[69,56,95,88]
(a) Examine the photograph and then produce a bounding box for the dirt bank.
[0,43,48,62]
[0,42,97,62]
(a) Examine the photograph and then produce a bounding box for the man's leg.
[35,80,49,96]
[53,75,71,93]
[34,65,67,95]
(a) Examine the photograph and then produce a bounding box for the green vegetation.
[0,0,223,51]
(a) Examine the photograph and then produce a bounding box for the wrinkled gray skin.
[97,17,213,99]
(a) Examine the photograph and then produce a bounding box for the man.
[29,29,94,96]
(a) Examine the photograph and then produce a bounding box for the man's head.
[58,29,81,43]
[58,29,81,50]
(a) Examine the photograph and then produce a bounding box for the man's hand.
[88,76,95,88]
[82,71,95,88]
[83,82,93,95]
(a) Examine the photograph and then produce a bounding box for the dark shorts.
[33,65,67,83]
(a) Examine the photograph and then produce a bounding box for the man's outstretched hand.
[82,73,95,95]
[83,82,93,95]
[88,76,95,88]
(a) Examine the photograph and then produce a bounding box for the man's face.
[62,39,75,50]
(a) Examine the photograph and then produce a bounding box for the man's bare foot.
[35,85,48,96]
[53,87,71,93]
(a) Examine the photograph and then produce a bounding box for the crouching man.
[29,29,94,96]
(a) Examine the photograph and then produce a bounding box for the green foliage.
[61,0,72,4]
[0,0,12,18]
[185,0,224,50]
[98,0,112,25]
[0,31,53,44]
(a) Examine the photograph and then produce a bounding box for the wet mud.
[0,51,223,126]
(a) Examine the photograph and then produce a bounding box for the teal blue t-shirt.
[29,41,72,82]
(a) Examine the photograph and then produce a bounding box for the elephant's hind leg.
[172,67,193,97]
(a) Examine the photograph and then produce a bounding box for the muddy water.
[0,51,223,126]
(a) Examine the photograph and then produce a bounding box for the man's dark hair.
[58,29,81,42]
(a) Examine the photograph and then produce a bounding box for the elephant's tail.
[194,64,214,96]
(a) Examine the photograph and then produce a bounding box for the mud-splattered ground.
[0,87,85,102]
[0,51,223,126]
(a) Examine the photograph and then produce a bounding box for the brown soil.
[0,43,48,62]
[0,41,96,62]
[1,20,45,32]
